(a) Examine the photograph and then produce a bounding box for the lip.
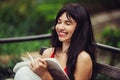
[58,31,67,37]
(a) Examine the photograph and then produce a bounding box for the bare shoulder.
[77,51,92,65]
[42,47,54,58]
[77,51,92,68]
[74,51,93,80]
[74,51,93,79]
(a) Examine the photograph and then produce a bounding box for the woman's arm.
[29,48,54,80]
[74,51,93,80]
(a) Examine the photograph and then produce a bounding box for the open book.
[44,58,69,80]
[13,52,70,80]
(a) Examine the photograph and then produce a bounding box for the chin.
[59,38,65,42]
[59,38,70,42]
[59,39,64,42]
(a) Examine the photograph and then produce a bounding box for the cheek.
[55,26,58,33]
[70,30,75,37]
[70,27,76,35]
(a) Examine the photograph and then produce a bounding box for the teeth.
[59,31,67,34]
[60,32,66,34]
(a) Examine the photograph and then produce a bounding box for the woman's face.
[55,12,77,43]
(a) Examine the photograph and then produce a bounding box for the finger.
[38,59,46,65]
[29,60,35,70]
[34,59,42,69]
[38,59,48,68]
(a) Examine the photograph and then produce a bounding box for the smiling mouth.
[58,31,68,37]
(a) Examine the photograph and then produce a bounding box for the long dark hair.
[51,3,96,80]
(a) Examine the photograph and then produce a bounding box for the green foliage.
[0,40,50,55]
[0,0,64,38]
[0,0,60,55]
[101,26,120,48]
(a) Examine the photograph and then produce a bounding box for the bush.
[101,26,120,48]
[0,40,50,55]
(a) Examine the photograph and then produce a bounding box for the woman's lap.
[14,66,41,80]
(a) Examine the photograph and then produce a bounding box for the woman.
[14,3,96,80]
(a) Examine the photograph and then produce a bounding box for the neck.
[62,42,70,53]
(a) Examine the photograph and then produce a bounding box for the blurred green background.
[0,0,120,79]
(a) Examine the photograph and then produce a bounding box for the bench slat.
[96,63,120,79]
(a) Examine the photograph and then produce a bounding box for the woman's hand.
[29,58,53,80]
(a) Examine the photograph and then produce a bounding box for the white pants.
[14,66,41,80]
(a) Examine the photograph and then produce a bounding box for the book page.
[45,58,70,80]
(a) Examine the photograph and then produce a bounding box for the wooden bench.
[40,47,120,80]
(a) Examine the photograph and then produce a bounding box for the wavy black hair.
[51,3,96,80]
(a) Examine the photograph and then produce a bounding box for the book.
[45,58,69,80]
[13,52,70,80]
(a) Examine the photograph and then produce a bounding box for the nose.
[58,23,65,30]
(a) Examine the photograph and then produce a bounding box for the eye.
[57,19,61,24]
[65,21,71,25]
